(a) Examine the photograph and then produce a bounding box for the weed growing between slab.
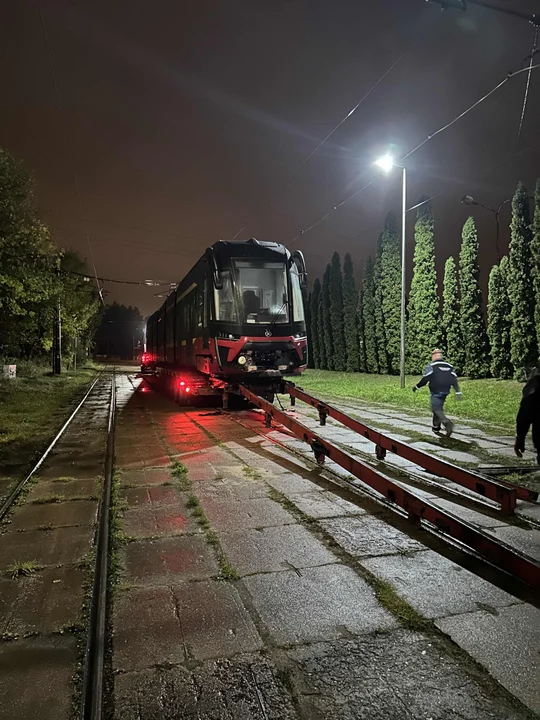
[169,462,239,580]
[6,560,43,578]
[267,487,314,525]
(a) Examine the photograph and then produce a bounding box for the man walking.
[412,349,462,437]
[514,368,540,464]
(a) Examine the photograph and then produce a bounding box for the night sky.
[1,0,539,317]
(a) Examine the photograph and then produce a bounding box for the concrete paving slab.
[486,524,540,562]
[1,566,86,635]
[0,635,78,720]
[321,515,426,557]
[114,653,297,720]
[262,471,318,495]
[200,496,295,531]
[26,477,98,501]
[436,448,482,464]
[123,535,218,584]
[114,581,262,671]
[0,526,93,571]
[122,505,198,539]
[428,497,510,529]
[120,467,173,486]
[436,604,540,715]
[113,586,187,671]
[362,550,520,619]
[8,499,98,531]
[219,523,336,575]
[285,490,365,519]
[286,632,530,720]
[244,563,395,645]
[172,580,263,661]
[121,485,184,507]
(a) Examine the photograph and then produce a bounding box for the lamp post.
[461,195,511,261]
[374,154,407,389]
[461,194,535,261]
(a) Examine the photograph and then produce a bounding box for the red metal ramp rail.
[238,385,540,590]
[283,383,538,515]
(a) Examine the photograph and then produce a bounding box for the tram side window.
[214,271,238,322]
[290,264,306,323]
[197,285,203,327]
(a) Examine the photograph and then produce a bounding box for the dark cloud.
[1,0,539,315]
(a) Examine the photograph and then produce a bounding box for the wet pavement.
[111,374,540,719]
[0,375,111,720]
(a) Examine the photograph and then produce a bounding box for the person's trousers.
[430,393,450,429]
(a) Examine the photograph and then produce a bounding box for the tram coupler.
[375,444,387,461]
[317,404,329,426]
[311,439,327,464]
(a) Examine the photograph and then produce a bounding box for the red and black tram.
[144,239,308,401]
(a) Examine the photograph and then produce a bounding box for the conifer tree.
[329,252,346,371]
[362,256,379,373]
[406,200,441,373]
[531,178,540,354]
[356,289,367,373]
[342,253,360,372]
[321,264,333,370]
[442,257,464,373]
[310,279,322,369]
[317,295,327,370]
[508,182,537,379]
[459,217,490,378]
[487,257,512,379]
[374,235,390,373]
[305,290,313,368]
[380,212,401,374]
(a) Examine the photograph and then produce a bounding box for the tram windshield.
[235,261,288,324]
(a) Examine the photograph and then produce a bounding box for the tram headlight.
[237,355,247,366]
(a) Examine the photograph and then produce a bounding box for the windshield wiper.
[267,300,289,330]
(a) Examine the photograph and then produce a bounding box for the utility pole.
[52,258,62,375]
[426,0,540,26]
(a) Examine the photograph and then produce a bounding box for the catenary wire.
[229,5,436,240]
[289,61,540,248]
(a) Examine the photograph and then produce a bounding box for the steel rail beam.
[285,384,538,512]
[239,385,540,589]
[79,371,116,720]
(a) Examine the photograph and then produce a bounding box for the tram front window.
[235,261,288,324]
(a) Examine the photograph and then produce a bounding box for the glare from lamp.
[374,154,395,174]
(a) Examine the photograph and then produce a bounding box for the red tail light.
[185,386,191,393]
[141,353,152,363]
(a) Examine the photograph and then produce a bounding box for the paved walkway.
[111,375,540,719]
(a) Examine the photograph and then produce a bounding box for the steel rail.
[79,370,116,720]
[0,369,105,521]
[284,383,538,513]
[239,385,540,589]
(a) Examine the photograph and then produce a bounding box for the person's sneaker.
[445,421,454,437]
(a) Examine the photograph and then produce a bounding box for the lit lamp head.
[374,154,395,174]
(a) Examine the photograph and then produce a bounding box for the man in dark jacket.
[412,349,462,437]
[514,368,540,464]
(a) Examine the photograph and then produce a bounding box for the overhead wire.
[515,26,539,147]
[37,0,104,304]
[229,5,436,240]
[289,58,540,248]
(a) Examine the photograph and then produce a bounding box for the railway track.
[0,369,116,720]
[228,383,540,593]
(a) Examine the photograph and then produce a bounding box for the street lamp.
[374,154,407,389]
[461,195,510,261]
[460,194,534,260]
